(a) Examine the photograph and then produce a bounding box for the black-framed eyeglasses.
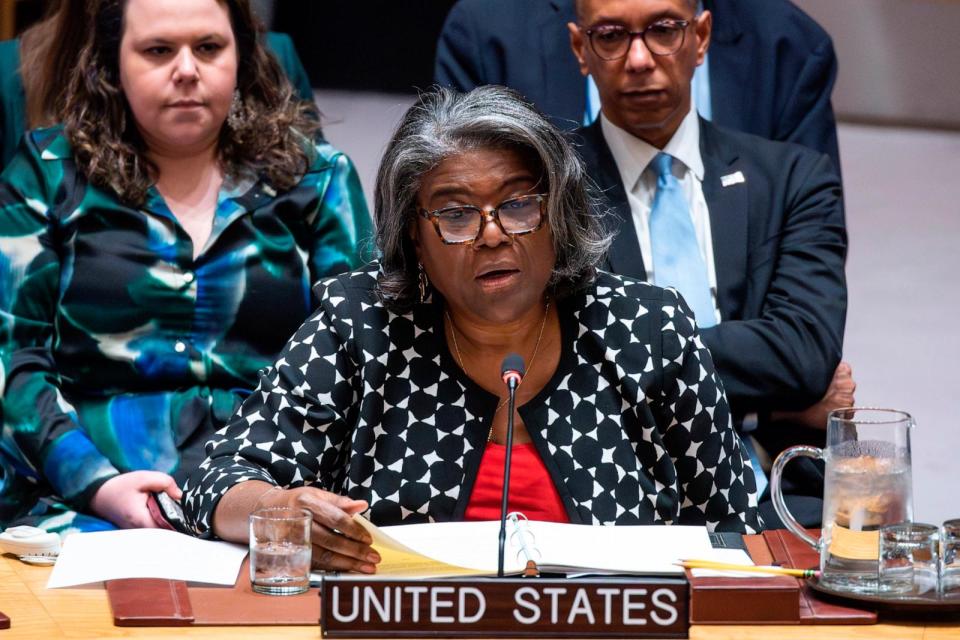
[417,194,547,245]
[583,19,692,60]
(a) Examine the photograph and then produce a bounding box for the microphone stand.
[497,365,521,578]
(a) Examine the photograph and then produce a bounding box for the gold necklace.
[446,301,551,443]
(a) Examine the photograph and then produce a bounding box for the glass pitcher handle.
[770,445,822,550]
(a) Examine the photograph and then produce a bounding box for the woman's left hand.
[90,471,183,529]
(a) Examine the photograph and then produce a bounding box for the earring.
[417,262,429,303]
[226,89,245,134]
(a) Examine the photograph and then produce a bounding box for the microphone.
[500,353,525,390]
[497,353,525,578]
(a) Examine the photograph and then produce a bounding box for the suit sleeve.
[775,37,841,176]
[655,288,761,533]
[0,136,120,512]
[434,0,489,90]
[700,152,847,414]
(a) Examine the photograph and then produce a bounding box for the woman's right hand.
[90,470,182,529]
[256,486,380,574]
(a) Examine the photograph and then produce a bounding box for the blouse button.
[183,272,195,284]
[174,341,187,353]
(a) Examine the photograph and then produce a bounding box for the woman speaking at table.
[184,86,761,573]
[0,0,369,534]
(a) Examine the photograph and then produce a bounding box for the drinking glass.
[878,522,939,595]
[249,507,312,595]
[771,408,914,593]
[940,519,960,597]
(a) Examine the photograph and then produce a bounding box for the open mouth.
[476,268,520,286]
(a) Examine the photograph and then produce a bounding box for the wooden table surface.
[1,553,956,639]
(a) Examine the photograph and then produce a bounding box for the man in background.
[435,0,841,173]
[569,0,849,525]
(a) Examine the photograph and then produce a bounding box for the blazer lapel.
[576,121,647,280]
[541,0,585,127]
[700,119,748,321]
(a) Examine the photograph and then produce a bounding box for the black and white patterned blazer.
[183,266,761,534]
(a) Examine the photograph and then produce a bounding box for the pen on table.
[675,560,820,578]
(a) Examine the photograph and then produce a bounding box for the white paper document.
[354,516,716,578]
[47,528,248,588]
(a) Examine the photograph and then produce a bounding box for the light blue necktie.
[649,153,768,496]
[693,51,711,121]
[742,436,769,499]
[648,152,716,328]
[584,76,601,126]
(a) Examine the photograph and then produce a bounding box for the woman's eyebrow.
[425,184,473,200]
[130,32,227,44]
[427,175,536,201]
[500,174,537,189]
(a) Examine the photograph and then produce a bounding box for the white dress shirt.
[600,108,721,325]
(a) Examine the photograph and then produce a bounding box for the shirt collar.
[600,106,704,192]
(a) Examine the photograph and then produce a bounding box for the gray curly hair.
[374,85,610,313]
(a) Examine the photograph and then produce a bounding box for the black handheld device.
[147,491,191,534]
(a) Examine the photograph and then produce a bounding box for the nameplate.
[320,576,688,638]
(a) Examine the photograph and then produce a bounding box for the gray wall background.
[796,0,960,129]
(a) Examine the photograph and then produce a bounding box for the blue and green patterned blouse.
[0,126,372,532]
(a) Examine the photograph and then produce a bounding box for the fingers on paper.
[295,491,371,544]
[311,543,378,574]
[311,523,379,573]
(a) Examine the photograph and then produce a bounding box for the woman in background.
[0,0,371,535]
[0,0,314,168]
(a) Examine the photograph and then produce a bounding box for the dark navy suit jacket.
[435,0,841,171]
[576,119,847,417]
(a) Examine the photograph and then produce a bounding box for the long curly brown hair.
[20,0,91,129]
[62,0,320,206]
